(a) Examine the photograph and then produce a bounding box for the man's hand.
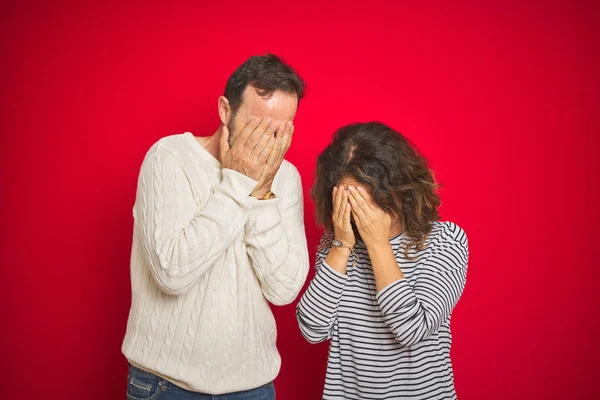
[250,121,294,199]
[347,186,392,248]
[220,117,277,182]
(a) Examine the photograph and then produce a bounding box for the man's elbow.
[153,275,193,296]
[266,288,301,306]
[150,265,199,296]
[264,268,308,306]
[148,255,212,296]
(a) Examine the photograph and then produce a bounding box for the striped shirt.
[297,221,469,399]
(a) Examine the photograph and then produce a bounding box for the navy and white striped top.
[297,221,469,399]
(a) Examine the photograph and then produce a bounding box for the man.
[122,54,309,399]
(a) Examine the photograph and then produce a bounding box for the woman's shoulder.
[425,221,469,256]
[430,221,467,241]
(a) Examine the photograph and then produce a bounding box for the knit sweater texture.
[122,132,309,394]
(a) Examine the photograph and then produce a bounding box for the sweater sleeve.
[135,152,257,296]
[376,223,469,346]
[243,166,310,305]
[296,235,347,343]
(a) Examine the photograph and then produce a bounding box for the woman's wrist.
[333,237,355,249]
[365,239,392,253]
[331,246,351,257]
[326,246,352,275]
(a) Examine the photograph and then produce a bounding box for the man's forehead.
[239,87,297,123]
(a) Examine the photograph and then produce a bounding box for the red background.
[2,1,599,399]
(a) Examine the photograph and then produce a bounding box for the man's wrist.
[251,182,275,200]
[251,190,275,200]
[251,189,267,198]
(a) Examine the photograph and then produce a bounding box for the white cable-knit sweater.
[121,132,310,394]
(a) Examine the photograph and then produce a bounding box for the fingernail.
[264,117,272,123]
[349,186,355,190]
[254,118,261,123]
[269,123,277,131]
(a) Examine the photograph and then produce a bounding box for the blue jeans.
[126,363,276,400]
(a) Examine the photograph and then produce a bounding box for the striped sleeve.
[376,224,469,346]
[296,239,347,343]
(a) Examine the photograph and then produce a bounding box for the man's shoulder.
[143,133,190,165]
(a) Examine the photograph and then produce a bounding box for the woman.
[297,122,469,399]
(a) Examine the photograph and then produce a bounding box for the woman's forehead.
[337,176,360,186]
[336,177,373,195]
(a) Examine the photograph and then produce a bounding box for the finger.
[342,203,352,227]
[333,186,343,220]
[220,124,231,159]
[257,134,277,164]
[253,119,279,157]
[339,188,349,222]
[280,122,294,152]
[265,136,282,168]
[332,186,340,220]
[348,186,371,214]
[245,117,274,152]
[253,121,277,158]
[351,209,361,230]
[275,122,293,163]
[231,118,260,149]
[356,186,377,212]
[347,189,366,222]
[272,123,286,156]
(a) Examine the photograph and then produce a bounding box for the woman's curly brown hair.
[311,122,441,256]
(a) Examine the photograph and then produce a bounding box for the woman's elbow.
[296,314,331,343]
[393,332,420,347]
[299,328,330,344]
[391,325,434,347]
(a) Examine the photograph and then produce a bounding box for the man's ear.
[218,96,231,126]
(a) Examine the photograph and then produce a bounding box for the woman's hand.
[347,186,392,248]
[332,186,355,249]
